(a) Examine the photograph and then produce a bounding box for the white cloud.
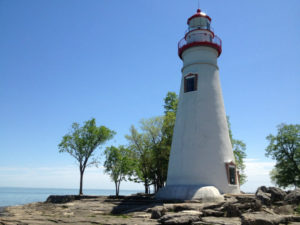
[241,158,276,193]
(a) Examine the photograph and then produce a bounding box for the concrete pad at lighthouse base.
[155,185,224,202]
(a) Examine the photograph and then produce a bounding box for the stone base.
[155,185,224,202]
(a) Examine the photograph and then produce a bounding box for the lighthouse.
[157,9,240,200]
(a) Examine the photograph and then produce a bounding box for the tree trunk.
[79,170,84,195]
[144,180,149,194]
[117,181,121,197]
[115,182,118,197]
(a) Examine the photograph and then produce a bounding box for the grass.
[110,214,131,218]
[295,204,300,214]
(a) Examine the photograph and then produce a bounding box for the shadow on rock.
[107,193,163,214]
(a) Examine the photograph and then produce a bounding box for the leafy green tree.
[125,125,153,194]
[227,116,247,185]
[163,92,178,113]
[126,117,170,193]
[125,92,178,193]
[162,92,178,147]
[104,146,135,197]
[58,118,115,195]
[155,92,178,190]
[140,117,166,192]
[265,124,300,188]
[125,91,247,192]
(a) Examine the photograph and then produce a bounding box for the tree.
[125,91,247,192]
[163,92,178,114]
[104,146,135,197]
[125,124,155,194]
[265,124,300,188]
[125,92,178,193]
[227,116,247,185]
[154,92,178,190]
[162,92,178,148]
[140,116,166,192]
[58,118,115,195]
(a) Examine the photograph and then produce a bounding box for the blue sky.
[0,0,299,192]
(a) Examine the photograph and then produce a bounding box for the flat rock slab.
[194,216,241,225]
[0,197,159,225]
[1,192,300,225]
[159,212,201,224]
[241,212,286,225]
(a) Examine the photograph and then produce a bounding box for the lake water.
[0,187,141,207]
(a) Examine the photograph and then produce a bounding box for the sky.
[0,0,299,193]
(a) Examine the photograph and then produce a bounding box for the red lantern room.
[178,9,222,59]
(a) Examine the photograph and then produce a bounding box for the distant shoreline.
[0,187,143,208]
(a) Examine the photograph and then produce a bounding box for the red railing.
[178,33,222,58]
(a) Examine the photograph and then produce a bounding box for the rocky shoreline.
[1,187,300,225]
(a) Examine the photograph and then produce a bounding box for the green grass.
[110,214,131,218]
[295,204,300,214]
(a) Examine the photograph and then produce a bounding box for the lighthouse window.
[207,22,211,30]
[225,162,237,185]
[229,167,236,185]
[184,74,198,93]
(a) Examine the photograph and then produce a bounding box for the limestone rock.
[202,201,225,210]
[159,212,201,225]
[258,186,268,193]
[223,203,241,217]
[163,203,204,212]
[267,187,286,202]
[202,209,224,217]
[288,215,300,222]
[273,204,295,215]
[173,204,195,212]
[131,212,151,218]
[194,217,241,225]
[256,187,272,206]
[4,193,300,225]
[255,186,287,205]
[223,197,261,217]
[45,195,100,204]
[241,212,286,225]
[46,195,77,203]
[235,195,256,203]
[1,195,158,225]
[284,189,300,204]
[150,206,167,219]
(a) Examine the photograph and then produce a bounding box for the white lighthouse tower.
[157,9,240,200]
